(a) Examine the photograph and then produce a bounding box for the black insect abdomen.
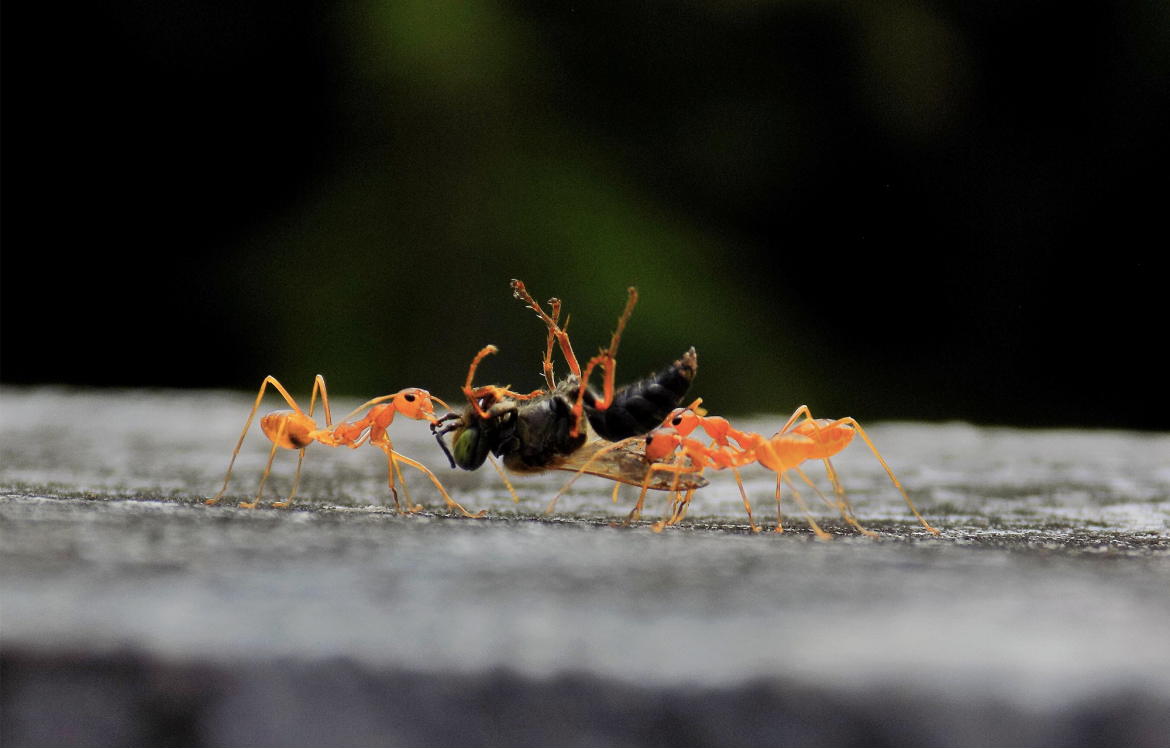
[584,347,697,441]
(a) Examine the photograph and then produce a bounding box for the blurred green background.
[3,1,1167,428]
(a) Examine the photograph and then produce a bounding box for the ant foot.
[238,501,258,509]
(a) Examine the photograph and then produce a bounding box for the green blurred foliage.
[230,0,830,415]
[6,0,1166,428]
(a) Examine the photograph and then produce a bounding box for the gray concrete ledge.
[2,388,1169,745]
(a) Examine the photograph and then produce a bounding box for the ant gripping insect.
[637,404,940,537]
[207,375,482,517]
[431,281,708,503]
[553,401,939,537]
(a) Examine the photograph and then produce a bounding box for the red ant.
[640,403,939,537]
[555,400,939,538]
[206,375,482,517]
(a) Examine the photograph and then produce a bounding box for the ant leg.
[391,454,422,513]
[208,376,304,505]
[781,473,832,541]
[669,446,710,527]
[463,346,500,418]
[612,482,621,504]
[391,452,485,518]
[776,404,817,435]
[380,444,403,513]
[570,353,607,437]
[569,288,637,436]
[674,487,696,524]
[705,436,759,533]
[733,466,760,533]
[821,458,876,536]
[511,280,580,376]
[307,374,333,427]
[488,455,521,503]
[625,474,654,526]
[792,466,876,538]
[624,460,694,527]
[773,475,785,533]
[836,418,940,535]
[651,460,685,533]
[241,421,286,510]
[273,447,307,509]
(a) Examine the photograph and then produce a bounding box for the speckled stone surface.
[2,388,1169,745]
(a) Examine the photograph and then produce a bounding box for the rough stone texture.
[2,388,1168,745]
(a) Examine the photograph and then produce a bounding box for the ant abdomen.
[260,410,317,449]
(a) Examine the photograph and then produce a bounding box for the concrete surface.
[2,387,1169,745]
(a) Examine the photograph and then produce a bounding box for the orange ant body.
[639,403,939,537]
[555,400,939,538]
[207,375,481,517]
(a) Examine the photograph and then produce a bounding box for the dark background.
[3,0,1167,428]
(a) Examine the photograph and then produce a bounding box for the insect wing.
[553,440,709,491]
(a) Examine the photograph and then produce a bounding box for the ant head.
[644,428,681,461]
[667,408,701,437]
[393,388,435,421]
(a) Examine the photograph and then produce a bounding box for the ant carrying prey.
[206,375,482,517]
[557,398,940,537]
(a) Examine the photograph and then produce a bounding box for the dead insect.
[431,281,708,501]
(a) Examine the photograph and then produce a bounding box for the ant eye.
[672,416,682,426]
[404,394,416,402]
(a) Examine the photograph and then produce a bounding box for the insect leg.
[272,448,307,510]
[733,466,760,533]
[650,458,686,533]
[624,459,696,527]
[833,418,939,535]
[488,455,521,503]
[772,475,785,533]
[792,466,876,538]
[511,280,580,376]
[209,377,304,506]
[569,287,638,436]
[462,346,500,418]
[307,374,333,427]
[781,473,832,540]
[545,437,640,514]
[391,451,485,518]
[541,297,563,389]
[240,420,287,510]
[625,473,654,526]
[391,453,422,514]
